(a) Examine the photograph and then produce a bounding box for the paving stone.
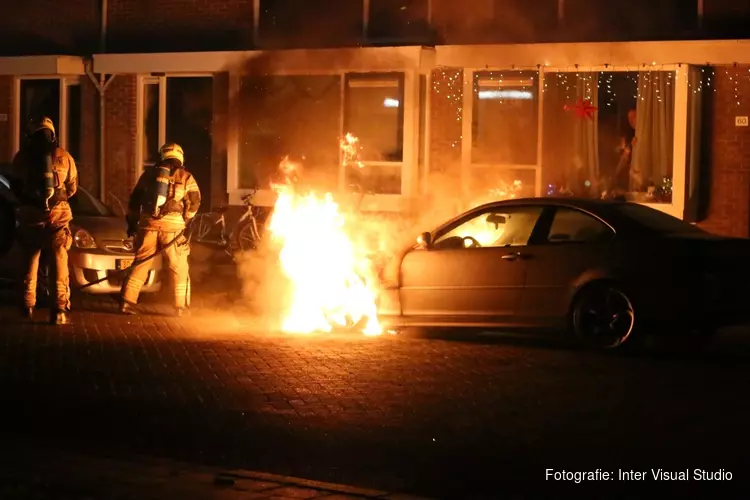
[262,486,324,498]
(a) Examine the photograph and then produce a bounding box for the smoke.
[215,37,525,328]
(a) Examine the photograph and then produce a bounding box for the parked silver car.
[0,174,162,295]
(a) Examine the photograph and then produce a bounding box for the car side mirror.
[417,232,432,247]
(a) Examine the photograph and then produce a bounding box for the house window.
[472,70,538,166]
[166,77,214,210]
[344,73,404,194]
[19,79,60,144]
[367,0,430,41]
[237,75,341,190]
[541,70,676,204]
[467,70,539,200]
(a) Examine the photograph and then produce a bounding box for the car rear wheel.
[571,283,636,349]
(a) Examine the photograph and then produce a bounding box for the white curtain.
[570,74,600,189]
[631,71,674,190]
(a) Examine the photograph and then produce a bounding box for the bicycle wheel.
[193,213,214,242]
[233,219,260,253]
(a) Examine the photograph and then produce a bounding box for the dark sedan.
[378,197,750,349]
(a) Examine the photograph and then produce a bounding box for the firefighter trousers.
[19,223,73,312]
[121,229,190,308]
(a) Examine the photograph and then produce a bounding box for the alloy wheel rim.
[575,287,635,348]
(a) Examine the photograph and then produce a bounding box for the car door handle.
[501,252,529,261]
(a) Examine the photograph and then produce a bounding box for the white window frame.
[228,69,419,212]
[13,75,81,154]
[462,68,543,200]
[462,64,690,219]
[135,74,213,180]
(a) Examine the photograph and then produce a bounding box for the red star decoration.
[564,98,598,120]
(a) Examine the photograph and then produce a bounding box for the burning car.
[0,173,162,295]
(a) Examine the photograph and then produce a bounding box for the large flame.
[266,144,382,336]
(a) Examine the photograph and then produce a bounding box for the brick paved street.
[1,292,750,497]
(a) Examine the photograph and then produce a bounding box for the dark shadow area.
[0,328,747,498]
[0,33,97,57]
[106,30,253,54]
[258,0,363,49]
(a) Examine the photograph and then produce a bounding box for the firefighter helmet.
[159,142,184,166]
[27,116,56,140]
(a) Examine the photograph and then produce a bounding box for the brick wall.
[0,1,99,56]
[427,68,462,181]
[103,75,137,213]
[78,77,99,195]
[107,0,254,53]
[696,65,750,237]
[0,77,13,164]
[211,73,229,210]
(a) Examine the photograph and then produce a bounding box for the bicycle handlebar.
[241,189,258,205]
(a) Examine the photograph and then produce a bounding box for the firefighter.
[11,116,78,325]
[120,142,201,316]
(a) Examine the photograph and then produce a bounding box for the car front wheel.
[570,283,636,349]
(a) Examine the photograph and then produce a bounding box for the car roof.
[475,196,623,211]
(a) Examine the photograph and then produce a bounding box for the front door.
[519,206,616,322]
[400,205,544,320]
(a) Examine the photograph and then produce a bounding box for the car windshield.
[614,203,706,234]
[68,189,114,217]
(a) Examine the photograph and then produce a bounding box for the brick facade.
[0,77,13,164]
[107,0,254,53]
[0,1,99,56]
[77,77,99,196]
[103,75,137,212]
[697,65,750,237]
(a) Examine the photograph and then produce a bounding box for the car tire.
[570,282,638,350]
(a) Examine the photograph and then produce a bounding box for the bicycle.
[192,189,263,258]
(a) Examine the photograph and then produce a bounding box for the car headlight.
[74,228,97,249]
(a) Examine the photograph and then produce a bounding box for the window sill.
[229,189,408,212]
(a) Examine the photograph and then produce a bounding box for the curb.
[216,468,432,499]
[0,439,433,500]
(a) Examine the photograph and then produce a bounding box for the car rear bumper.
[69,251,162,295]
[641,278,750,331]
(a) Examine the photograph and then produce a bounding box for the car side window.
[546,208,614,243]
[433,206,544,249]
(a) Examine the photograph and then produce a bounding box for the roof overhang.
[0,55,85,75]
[436,39,750,69]
[93,46,436,75]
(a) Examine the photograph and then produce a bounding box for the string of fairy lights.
[430,62,749,198]
[431,63,750,121]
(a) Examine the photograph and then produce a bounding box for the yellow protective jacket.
[128,164,201,232]
[11,147,78,228]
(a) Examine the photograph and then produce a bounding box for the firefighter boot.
[21,306,34,320]
[120,301,137,315]
[50,311,70,325]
